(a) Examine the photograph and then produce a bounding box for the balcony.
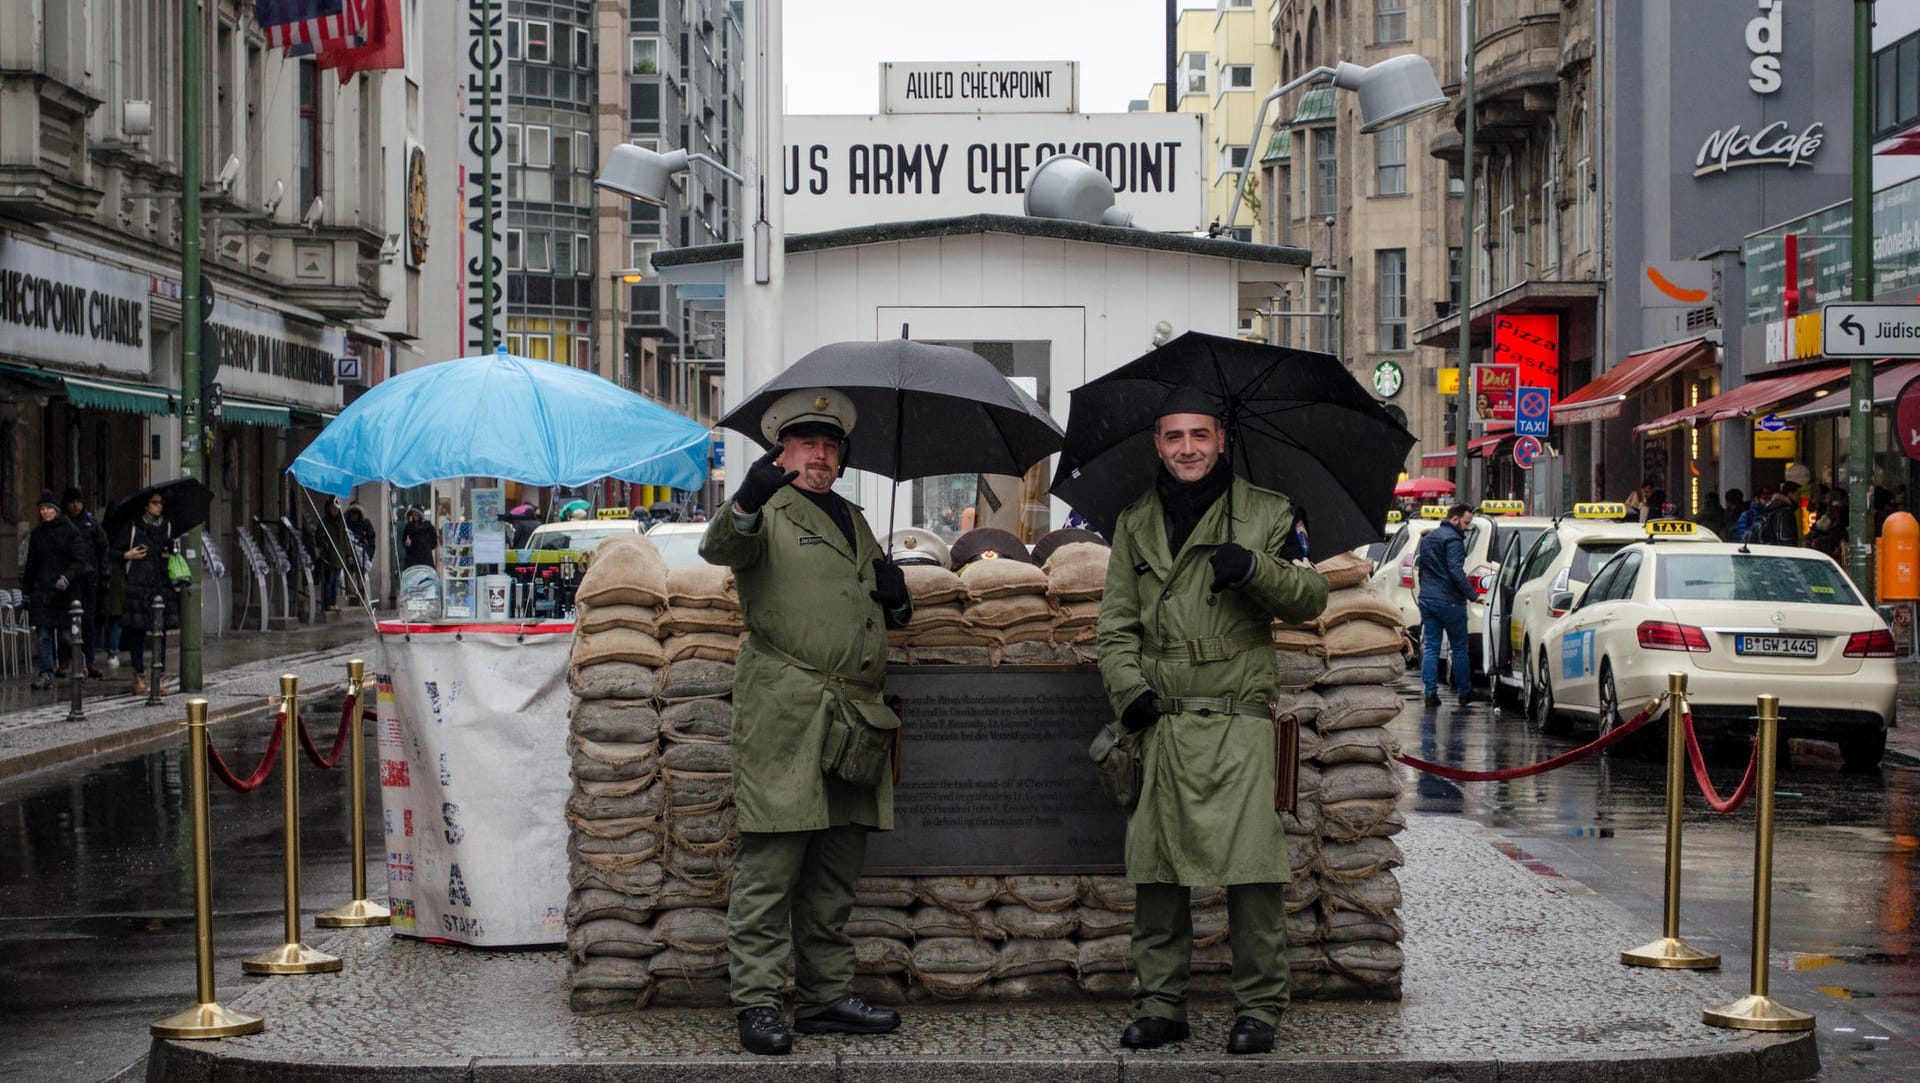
[0,73,105,220]
[1429,8,1563,161]
[277,227,391,321]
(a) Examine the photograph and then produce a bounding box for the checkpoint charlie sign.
[882,61,1078,114]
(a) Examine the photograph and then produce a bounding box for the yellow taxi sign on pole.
[1646,519,1700,537]
[1385,509,1404,524]
[1572,501,1629,519]
[1479,499,1527,516]
[1439,368,1460,395]
[596,507,632,519]
[1419,504,1451,519]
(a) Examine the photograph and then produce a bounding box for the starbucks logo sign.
[1372,360,1403,398]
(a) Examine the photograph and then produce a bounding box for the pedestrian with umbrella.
[106,485,207,696]
[700,388,911,1056]
[24,489,89,690]
[1091,387,1330,1056]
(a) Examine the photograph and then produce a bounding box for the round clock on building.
[1372,360,1403,398]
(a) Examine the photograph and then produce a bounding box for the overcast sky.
[782,0,1186,115]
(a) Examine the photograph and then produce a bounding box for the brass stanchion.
[317,660,390,927]
[1705,695,1814,1030]
[151,699,265,1038]
[1623,672,1720,969]
[242,674,343,975]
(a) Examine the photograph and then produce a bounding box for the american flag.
[256,0,366,51]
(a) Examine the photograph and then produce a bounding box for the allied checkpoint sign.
[784,111,1208,234]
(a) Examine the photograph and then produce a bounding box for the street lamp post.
[1846,0,1874,592]
[1454,0,1477,496]
[178,0,205,691]
[608,269,645,388]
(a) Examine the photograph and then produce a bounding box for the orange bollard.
[1881,512,1920,602]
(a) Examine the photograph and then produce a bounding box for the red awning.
[1418,433,1506,469]
[1554,337,1716,425]
[1777,360,1920,420]
[1634,363,1850,435]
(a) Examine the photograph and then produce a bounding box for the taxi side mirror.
[1548,591,1575,615]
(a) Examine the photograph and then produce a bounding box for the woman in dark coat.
[23,489,89,689]
[118,490,178,696]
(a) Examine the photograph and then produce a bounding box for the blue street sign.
[1513,435,1542,469]
[336,355,361,381]
[1515,386,1550,438]
[1755,412,1788,433]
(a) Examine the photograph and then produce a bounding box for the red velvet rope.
[1681,707,1759,813]
[297,693,356,770]
[206,711,285,792]
[1393,695,1667,781]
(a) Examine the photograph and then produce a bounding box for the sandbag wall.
[563,535,1406,1012]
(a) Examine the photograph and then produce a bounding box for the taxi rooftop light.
[1646,519,1701,538]
[1385,510,1404,523]
[1571,502,1629,520]
[1419,505,1451,519]
[1480,499,1526,516]
[596,507,632,519]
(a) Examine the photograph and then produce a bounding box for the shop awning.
[1554,337,1715,425]
[217,398,293,428]
[1776,360,1920,421]
[289,406,340,427]
[61,374,178,416]
[1418,433,1507,469]
[1634,363,1850,435]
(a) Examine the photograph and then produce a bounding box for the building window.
[507,229,522,270]
[1221,144,1250,173]
[576,233,591,276]
[1575,108,1591,254]
[575,336,592,370]
[1313,127,1337,216]
[1376,1,1408,43]
[1223,65,1254,90]
[1447,247,1462,314]
[506,18,520,60]
[1541,119,1560,273]
[1377,249,1407,351]
[554,233,572,275]
[632,36,658,74]
[1314,274,1338,353]
[574,27,590,69]
[1220,0,1253,9]
[1875,31,1920,138]
[525,21,549,63]
[526,334,552,361]
[1498,158,1517,286]
[1182,51,1207,96]
[1375,123,1405,195]
[527,126,551,167]
[630,239,658,274]
[296,60,321,212]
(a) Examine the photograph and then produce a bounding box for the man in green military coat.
[701,388,912,1056]
[1096,387,1329,1055]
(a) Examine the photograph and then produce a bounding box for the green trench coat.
[700,487,902,834]
[1097,476,1329,886]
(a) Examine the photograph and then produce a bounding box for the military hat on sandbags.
[760,387,857,443]
[948,526,1030,572]
[1029,527,1106,569]
[886,527,950,568]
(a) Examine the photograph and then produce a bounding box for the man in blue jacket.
[1415,503,1476,707]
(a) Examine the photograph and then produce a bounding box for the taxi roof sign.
[596,507,632,519]
[1385,509,1403,523]
[1572,502,1629,519]
[1645,518,1700,537]
[1418,505,1451,519]
[1479,499,1527,515]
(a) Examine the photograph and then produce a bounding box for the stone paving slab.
[145,815,1818,1082]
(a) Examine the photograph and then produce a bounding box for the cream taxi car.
[1527,541,1895,769]
[1485,505,1717,707]
[1369,500,1553,679]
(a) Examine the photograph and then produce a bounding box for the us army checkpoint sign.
[1822,303,1920,359]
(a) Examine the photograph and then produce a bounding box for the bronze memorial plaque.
[866,666,1127,874]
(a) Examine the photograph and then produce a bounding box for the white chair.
[3,589,29,678]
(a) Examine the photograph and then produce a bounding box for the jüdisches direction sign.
[1821,303,1920,358]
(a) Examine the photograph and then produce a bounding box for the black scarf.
[797,486,857,548]
[1156,458,1233,556]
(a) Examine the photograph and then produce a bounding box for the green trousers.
[727,826,868,1015]
[1132,880,1290,1025]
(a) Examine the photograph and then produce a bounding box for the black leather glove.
[1208,542,1257,593]
[53,576,68,592]
[734,447,797,514]
[869,558,909,610]
[1121,689,1160,733]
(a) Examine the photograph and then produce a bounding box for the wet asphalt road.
[1389,681,1920,1082]
[0,683,1914,1081]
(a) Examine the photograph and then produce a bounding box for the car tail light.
[1470,565,1496,599]
[1637,621,1712,652]
[1399,555,1415,589]
[1844,629,1896,658]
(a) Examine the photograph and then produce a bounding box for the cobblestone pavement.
[147,815,1816,1082]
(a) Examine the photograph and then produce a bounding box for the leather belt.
[1146,627,1272,663]
[1158,695,1270,720]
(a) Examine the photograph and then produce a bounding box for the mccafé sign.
[1693,0,1825,178]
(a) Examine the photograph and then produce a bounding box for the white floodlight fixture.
[1023,154,1135,228]
[1225,55,1449,232]
[595,144,745,208]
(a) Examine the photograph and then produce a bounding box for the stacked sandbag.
[961,557,1084,666]
[887,565,995,664]
[1044,542,1109,652]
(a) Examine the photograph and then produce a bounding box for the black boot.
[1120,1016,1190,1049]
[736,1006,792,1056]
[793,995,900,1035]
[1226,1016,1275,1055]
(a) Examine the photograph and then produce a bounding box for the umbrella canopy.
[1050,332,1415,557]
[103,477,216,541]
[718,338,1062,481]
[288,350,711,496]
[1394,477,1456,499]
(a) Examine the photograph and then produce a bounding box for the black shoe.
[794,995,900,1035]
[1423,691,1441,706]
[1120,1016,1190,1049]
[1226,1016,1275,1055]
[85,665,103,679]
[1457,689,1480,706]
[737,1006,792,1056]
[30,675,53,690]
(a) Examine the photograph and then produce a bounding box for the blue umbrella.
[288,349,710,496]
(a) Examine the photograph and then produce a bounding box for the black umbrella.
[719,336,1063,481]
[103,477,216,541]
[1049,332,1415,557]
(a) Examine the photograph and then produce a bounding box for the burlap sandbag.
[1320,837,1405,880]
[661,697,732,742]
[855,935,913,975]
[1318,652,1406,686]
[1321,869,1404,916]
[902,643,996,666]
[992,902,1079,939]
[1315,726,1395,766]
[658,658,734,699]
[1272,687,1323,727]
[1318,588,1405,631]
[655,907,727,951]
[665,632,743,663]
[668,807,737,850]
[1282,875,1320,913]
[567,853,666,898]
[573,626,670,668]
[901,602,968,631]
[1051,599,1100,628]
[571,699,663,744]
[1316,684,1402,731]
[568,661,661,701]
[569,985,650,1013]
[570,955,655,991]
[993,938,1077,978]
[902,630,996,651]
[1084,876,1135,912]
[648,947,728,979]
[847,906,915,940]
[660,606,745,637]
[1042,542,1110,601]
[996,619,1056,648]
[1077,906,1132,938]
[918,875,1001,911]
[569,738,659,784]
[1318,762,1401,803]
[855,877,918,909]
[649,975,731,1006]
[1314,552,1371,591]
[578,603,662,636]
[909,904,1005,941]
[964,594,1053,627]
[565,887,656,926]
[663,768,732,812]
[1273,648,1328,689]
[1271,626,1324,653]
[655,872,731,910]
[569,825,662,859]
[1287,906,1320,946]
[1320,799,1404,841]
[1323,907,1405,943]
[852,974,911,1006]
[903,565,967,606]
[959,559,1049,600]
[666,563,738,610]
[1076,934,1134,975]
[1320,620,1405,658]
[993,973,1082,1001]
[1000,875,1081,912]
[910,937,998,997]
[570,842,666,880]
[567,782,665,822]
[576,535,669,608]
[566,811,660,844]
[661,739,731,773]
[1191,906,1229,949]
[1325,940,1405,984]
[567,918,665,962]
